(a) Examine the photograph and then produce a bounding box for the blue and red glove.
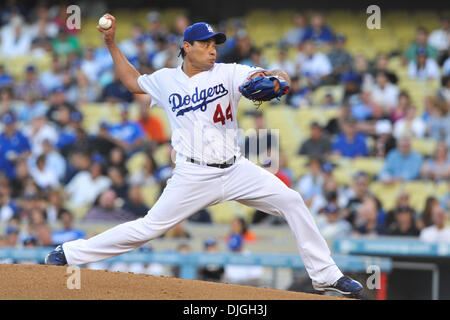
[239,73,290,103]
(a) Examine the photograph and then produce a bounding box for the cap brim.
[195,32,226,44]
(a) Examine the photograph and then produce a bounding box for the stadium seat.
[126,151,147,174]
[140,185,161,207]
[208,201,253,224]
[369,182,402,211]
[404,181,435,212]
[411,138,437,156]
[351,157,384,177]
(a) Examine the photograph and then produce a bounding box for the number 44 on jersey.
[213,103,233,125]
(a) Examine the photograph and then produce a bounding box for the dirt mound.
[0,264,344,300]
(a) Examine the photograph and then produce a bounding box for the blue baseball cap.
[6,225,19,235]
[324,204,339,214]
[204,237,217,249]
[2,113,16,125]
[183,22,226,44]
[70,110,83,122]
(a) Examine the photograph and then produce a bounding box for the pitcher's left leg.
[223,157,342,285]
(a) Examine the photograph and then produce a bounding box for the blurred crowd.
[0,1,450,267]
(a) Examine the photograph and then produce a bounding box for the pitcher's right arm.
[97,14,145,94]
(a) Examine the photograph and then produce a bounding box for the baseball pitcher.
[46,15,363,296]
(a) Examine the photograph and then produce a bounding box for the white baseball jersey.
[62,61,343,287]
[137,63,263,163]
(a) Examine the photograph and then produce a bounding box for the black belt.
[187,156,236,169]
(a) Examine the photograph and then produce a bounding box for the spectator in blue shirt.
[301,13,334,46]
[379,137,423,183]
[102,71,134,103]
[0,65,14,89]
[51,209,85,245]
[108,105,145,153]
[332,117,368,158]
[0,113,31,179]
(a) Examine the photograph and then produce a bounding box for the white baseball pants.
[63,155,343,285]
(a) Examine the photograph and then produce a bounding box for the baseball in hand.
[98,16,112,29]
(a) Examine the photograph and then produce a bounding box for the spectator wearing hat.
[408,48,441,80]
[379,137,423,183]
[332,117,368,158]
[405,27,438,63]
[316,204,352,240]
[298,122,332,158]
[197,237,225,282]
[420,205,450,242]
[0,225,19,247]
[15,65,47,101]
[0,113,31,179]
[372,119,397,158]
[55,109,84,150]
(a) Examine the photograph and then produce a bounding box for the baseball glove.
[239,72,290,106]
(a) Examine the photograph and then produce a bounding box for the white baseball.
[99,16,112,29]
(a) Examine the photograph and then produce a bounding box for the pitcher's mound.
[0,264,346,300]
